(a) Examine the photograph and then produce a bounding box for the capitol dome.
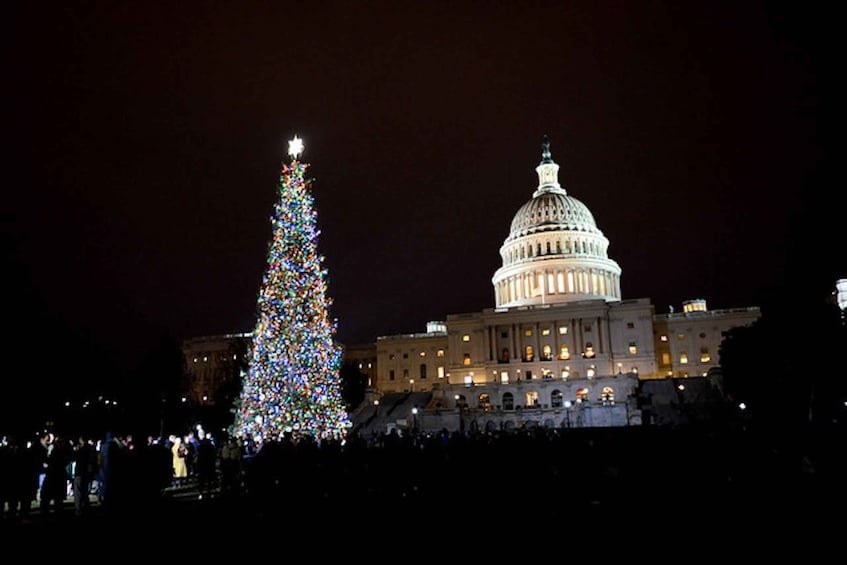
[492,136,622,308]
[508,192,600,239]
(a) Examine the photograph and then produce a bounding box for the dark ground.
[2,424,843,553]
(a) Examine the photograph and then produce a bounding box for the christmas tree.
[232,135,350,444]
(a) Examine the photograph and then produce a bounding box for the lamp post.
[564,400,572,428]
[411,407,418,435]
[454,394,464,433]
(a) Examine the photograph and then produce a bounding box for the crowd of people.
[1,420,840,527]
[0,425,247,522]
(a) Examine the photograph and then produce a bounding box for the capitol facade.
[353,137,760,434]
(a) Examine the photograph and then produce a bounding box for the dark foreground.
[2,424,844,551]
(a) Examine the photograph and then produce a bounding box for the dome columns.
[494,265,621,308]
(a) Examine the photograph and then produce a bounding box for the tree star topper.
[288,135,304,159]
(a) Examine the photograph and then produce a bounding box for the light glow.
[288,135,304,159]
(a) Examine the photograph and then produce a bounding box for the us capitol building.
[345,136,760,434]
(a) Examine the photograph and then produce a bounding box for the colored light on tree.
[232,137,349,444]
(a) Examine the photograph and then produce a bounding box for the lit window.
[500,371,509,383]
[524,329,533,337]
[660,335,668,342]
[462,334,470,342]
[542,344,552,360]
[203,356,208,362]
[677,333,685,340]
[700,348,711,363]
[193,358,198,363]
[628,342,637,355]
[463,354,471,366]
[602,387,614,402]
[479,393,492,411]
[437,349,445,357]
[419,351,426,357]
[463,374,474,386]
[576,388,589,401]
[680,352,689,364]
[524,345,534,361]
[542,328,551,336]
[584,343,595,359]
[561,369,570,379]
[661,352,671,365]
[437,366,445,378]
[559,326,568,335]
[631,367,638,374]
[587,366,596,378]
[559,345,570,360]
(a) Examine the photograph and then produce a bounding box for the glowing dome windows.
[492,136,622,307]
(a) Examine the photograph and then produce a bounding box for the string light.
[232,137,349,444]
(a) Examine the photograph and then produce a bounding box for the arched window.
[479,393,492,411]
[524,345,534,362]
[559,345,570,360]
[502,392,514,410]
[576,388,589,402]
[542,344,553,361]
[602,387,614,403]
[584,342,595,359]
[551,389,563,408]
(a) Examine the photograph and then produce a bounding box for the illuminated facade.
[361,137,759,433]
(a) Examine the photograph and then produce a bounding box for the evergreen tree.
[231,136,349,444]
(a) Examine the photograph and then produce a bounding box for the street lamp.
[411,406,419,435]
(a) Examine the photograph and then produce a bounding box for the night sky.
[4,2,840,417]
